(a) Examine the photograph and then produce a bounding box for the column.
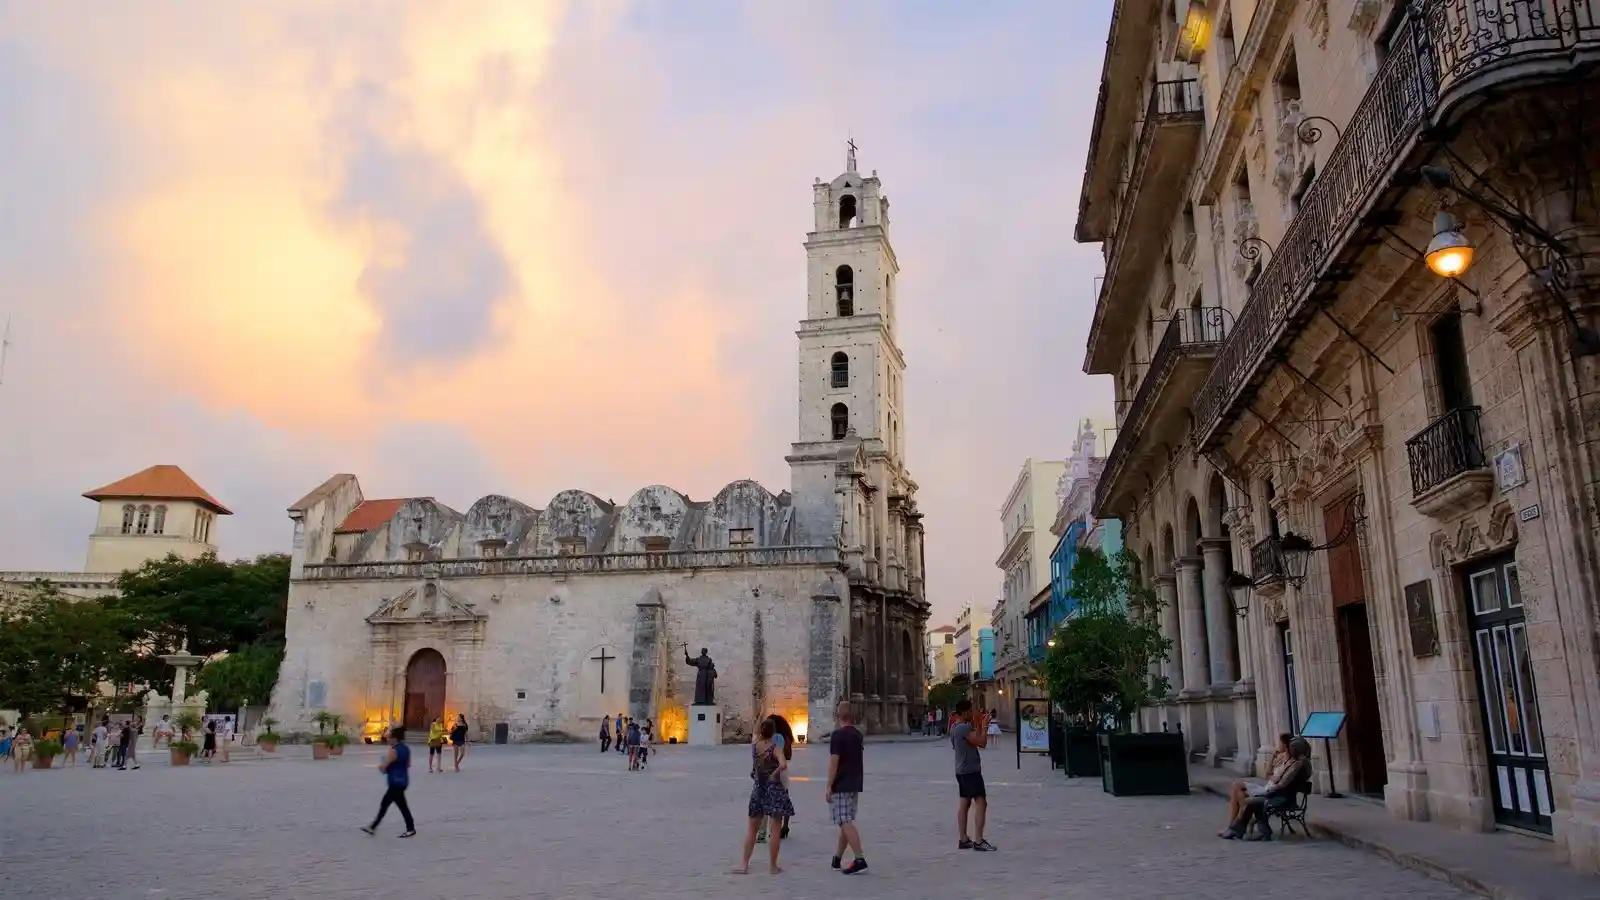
[1200,538,1240,685]
[1156,575,1182,694]
[1175,558,1210,694]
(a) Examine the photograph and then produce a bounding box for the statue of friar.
[682,644,718,706]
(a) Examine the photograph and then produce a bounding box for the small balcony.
[1250,537,1287,586]
[1084,78,1206,374]
[1094,307,1232,517]
[1407,406,1493,519]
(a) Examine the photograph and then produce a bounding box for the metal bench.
[1267,783,1313,836]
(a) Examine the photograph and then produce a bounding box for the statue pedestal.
[687,705,723,746]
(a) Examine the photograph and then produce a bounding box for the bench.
[1266,783,1313,837]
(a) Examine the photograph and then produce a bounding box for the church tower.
[788,143,911,545]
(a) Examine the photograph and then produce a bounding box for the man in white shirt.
[91,719,108,768]
[152,715,174,749]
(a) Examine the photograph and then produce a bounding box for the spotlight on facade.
[1425,209,1475,278]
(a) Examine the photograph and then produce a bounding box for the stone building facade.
[269,152,930,742]
[1078,0,1600,870]
[992,458,1067,728]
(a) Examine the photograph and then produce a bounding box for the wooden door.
[404,649,447,731]
[1324,496,1387,795]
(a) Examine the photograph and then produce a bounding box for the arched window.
[152,505,167,535]
[830,351,849,388]
[830,402,850,440]
[121,505,136,534]
[136,505,151,535]
[839,194,858,229]
[835,265,854,316]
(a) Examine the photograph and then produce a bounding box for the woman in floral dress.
[734,718,794,874]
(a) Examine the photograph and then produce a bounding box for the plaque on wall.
[1404,580,1441,658]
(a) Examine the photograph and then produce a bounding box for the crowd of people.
[0,713,245,773]
[597,713,653,770]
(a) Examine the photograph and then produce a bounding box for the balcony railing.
[1405,406,1487,496]
[1095,307,1233,515]
[1192,1,1600,451]
[1250,537,1287,585]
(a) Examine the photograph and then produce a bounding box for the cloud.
[0,1,1117,627]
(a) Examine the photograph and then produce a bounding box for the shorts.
[829,791,860,825]
[428,744,443,757]
[956,772,986,799]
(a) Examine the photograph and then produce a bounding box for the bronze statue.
[683,644,718,705]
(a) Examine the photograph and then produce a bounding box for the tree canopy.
[1038,547,1171,730]
[0,585,132,717]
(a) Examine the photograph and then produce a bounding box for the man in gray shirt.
[950,699,995,851]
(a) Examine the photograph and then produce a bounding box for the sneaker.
[831,856,842,870]
[399,830,416,838]
[958,839,974,850]
[971,840,997,852]
[360,826,376,835]
[843,859,869,875]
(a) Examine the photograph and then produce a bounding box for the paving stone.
[0,740,1475,899]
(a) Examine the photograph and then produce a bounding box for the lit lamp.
[1425,209,1475,278]
[1046,638,1056,648]
[1175,0,1212,62]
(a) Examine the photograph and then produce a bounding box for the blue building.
[1026,421,1122,663]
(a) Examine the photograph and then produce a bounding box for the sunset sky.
[0,1,1113,627]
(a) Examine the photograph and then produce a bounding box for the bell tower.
[788,142,911,544]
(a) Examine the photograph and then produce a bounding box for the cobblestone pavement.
[1,738,1475,899]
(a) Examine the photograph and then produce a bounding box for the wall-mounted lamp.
[1176,0,1212,62]
[1225,570,1254,618]
[1269,494,1366,589]
[1424,208,1475,278]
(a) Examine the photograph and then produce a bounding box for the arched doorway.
[403,649,447,731]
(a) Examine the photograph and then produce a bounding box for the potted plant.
[1039,548,1185,796]
[325,731,351,756]
[32,738,63,769]
[171,710,204,766]
[258,717,281,753]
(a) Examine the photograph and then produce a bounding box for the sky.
[0,0,1114,628]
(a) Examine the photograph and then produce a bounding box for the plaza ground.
[1,738,1480,899]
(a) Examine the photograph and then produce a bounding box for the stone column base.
[1557,780,1600,873]
[1177,691,1210,758]
[1383,760,1431,821]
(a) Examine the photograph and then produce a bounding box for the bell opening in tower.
[836,265,854,316]
[839,194,858,229]
[831,403,850,440]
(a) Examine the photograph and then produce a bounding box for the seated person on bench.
[1218,733,1293,837]
[1221,737,1313,841]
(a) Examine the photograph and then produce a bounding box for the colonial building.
[1029,421,1121,661]
[268,151,930,742]
[1078,0,1600,870]
[0,464,231,603]
[992,457,1066,728]
[927,623,957,684]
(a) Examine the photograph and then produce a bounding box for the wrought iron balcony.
[1406,406,1487,496]
[1192,1,1600,452]
[1250,537,1287,586]
[1094,307,1233,517]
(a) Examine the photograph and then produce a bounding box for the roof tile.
[82,465,231,515]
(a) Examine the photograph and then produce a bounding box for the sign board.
[1495,445,1527,492]
[1018,714,1050,753]
[1300,711,1347,740]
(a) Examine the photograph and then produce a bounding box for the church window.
[152,505,167,535]
[728,527,755,548]
[830,352,849,388]
[121,505,135,534]
[136,505,151,535]
[835,265,854,316]
[480,542,503,558]
[839,194,857,229]
[831,402,850,440]
[406,546,426,562]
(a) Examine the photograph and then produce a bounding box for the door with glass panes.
[1464,556,1550,832]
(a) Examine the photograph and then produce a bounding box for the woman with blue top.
[362,727,416,838]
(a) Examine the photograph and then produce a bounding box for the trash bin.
[494,722,509,744]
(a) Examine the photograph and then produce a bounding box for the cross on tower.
[846,138,858,173]
[590,647,616,694]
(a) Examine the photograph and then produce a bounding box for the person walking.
[11,727,32,773]
[90,718,108,768]
[827,701,868,874]
[616,713,627,754]
[733,717,793,875]
[450,714,468,771]
[950,700,995,851]
[114,722,133,770]
[219,717,233,763]
[62,724,80,768]
[361,727,416,838]
[626,719,642,771]
[428,716,448,773]
[598,716,612,754]
[201,719,217,760]
[121,721,140,770]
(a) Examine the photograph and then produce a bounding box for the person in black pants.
[362,727,415,837]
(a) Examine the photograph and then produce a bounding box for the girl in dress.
[202,719,217,759]
[62,724,80,767]
[11,727,33,772]
[734,718,793,875]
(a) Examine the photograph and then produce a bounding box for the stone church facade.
[268,151,929,742]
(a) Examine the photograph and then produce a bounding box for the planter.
[329,743,345,756]
[312,742,331,760]
[1098,732,1189,796]
[258,740,278,753]
[1064,727,1102,778]
[170,748,192,766]
[32,754,56,770]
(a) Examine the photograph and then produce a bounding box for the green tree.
[194,642,284,712]
[927,672,971,715]
[1038,547,1170,731]
[0,585,131,717]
